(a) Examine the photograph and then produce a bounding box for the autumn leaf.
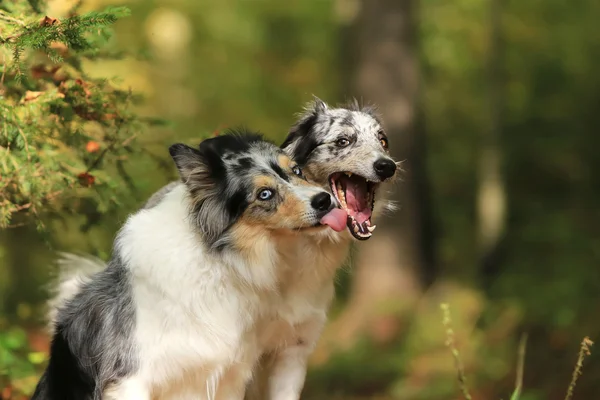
[40,16,59,26]
[86,141,101,153]
[75,79,92,98]
[77,172,95,187]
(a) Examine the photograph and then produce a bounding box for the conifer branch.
[0,0,155,229]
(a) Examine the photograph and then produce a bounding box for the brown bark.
[330,0,434,346]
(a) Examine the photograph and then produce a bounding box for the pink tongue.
[320,208,348,232]
[344,178,372,224]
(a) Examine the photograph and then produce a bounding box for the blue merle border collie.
[33,130,346,400]
[40,98,399,400]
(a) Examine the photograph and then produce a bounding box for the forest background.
[1,0,599,399]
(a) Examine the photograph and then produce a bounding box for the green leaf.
[27,351,47,365]
[1,328,27,350]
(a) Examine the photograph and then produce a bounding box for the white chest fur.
[109,185,352,399]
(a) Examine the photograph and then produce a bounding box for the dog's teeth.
[337,188,346,206]
[353,224,359,233]
[336,181,347,206]
[367,225,377,232]
[345,172,352,177]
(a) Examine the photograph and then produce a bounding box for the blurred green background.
[1,0,599,398]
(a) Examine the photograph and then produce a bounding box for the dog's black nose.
[311,192,332,212]
[373,158,396,179]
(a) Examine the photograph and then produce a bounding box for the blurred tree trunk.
[479,0,507,288]
[331,0,436,345]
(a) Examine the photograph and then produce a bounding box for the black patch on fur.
[32,254,135,400]
[231,157,254,176]
[31,328,95,400]
[269,161,289,182]
[238,157,253,170]
[282,113,319,166]
[203,128,264,155]
[225,188,250,223]
[170,129,265,184]
[340,114,354,127]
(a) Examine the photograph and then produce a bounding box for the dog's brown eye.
[292,165,303,177]
[380,137,388,149]
[336,138,350,147]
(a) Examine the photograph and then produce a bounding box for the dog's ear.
[169,143,234,247]
[311,95,328,114]
[281,97,329,165]
[169,143,212,187]
[344,97,381,122]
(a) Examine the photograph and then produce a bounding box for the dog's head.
[169,129,347,250]
[281,98,398,241]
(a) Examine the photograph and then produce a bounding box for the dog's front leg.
[214,363,255,400]
[266,344,312,400]
[266,315,326,400]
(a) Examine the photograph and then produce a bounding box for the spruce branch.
[0,1,152,229]
[0,10,26,26]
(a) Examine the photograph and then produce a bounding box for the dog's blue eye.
[336,138,350,147]
[258,189,274,201]
[292,165,303,177]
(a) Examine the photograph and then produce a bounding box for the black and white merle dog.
[244,98,398,399]
[32,130,346,400]
[43,98,398,400]
[282,98,397,239]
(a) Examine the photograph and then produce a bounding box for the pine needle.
[0,3,156,229]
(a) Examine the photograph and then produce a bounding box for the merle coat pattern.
[33,130,341,400]
[42,98,399,400]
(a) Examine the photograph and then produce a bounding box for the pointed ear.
[169,142,233,247]
[344,97,381,121]
[169,143,210,185]
[281,97,329,163]
[311,95,328,114]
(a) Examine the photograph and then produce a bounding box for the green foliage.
[0,0,152,229]
[0,0,599,398]
[4,5,131,73]
[0,324,44,396]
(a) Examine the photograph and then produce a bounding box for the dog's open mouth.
[328,172,377,240]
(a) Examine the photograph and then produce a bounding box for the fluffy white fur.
[79,183,345,399]
[45,99,398,400]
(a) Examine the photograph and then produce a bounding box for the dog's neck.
[215,226,352,294]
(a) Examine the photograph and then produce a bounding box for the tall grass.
[440,303,594,400]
